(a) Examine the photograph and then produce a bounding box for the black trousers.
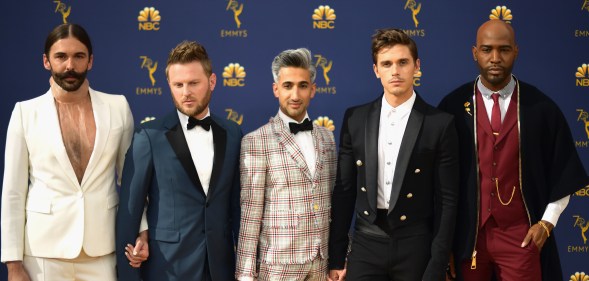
[347,211,432,281]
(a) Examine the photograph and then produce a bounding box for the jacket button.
[414,169,421,173]
[400,215,407,221]
[314,204,319,211]
[360,187,367,192]
[363,211,369,216]
[356,160,363,166]
[406,193,413,198]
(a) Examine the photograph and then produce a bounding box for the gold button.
[361,187,367,192]
[400,215,407,221]
[363,211,369,216]
[407,193,413,198]
[314,204,319,211]
[356,160,363,166]
[414,169,421,173]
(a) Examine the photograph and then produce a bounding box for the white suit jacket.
[1,88,133,261]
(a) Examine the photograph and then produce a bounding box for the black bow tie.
[187,116,212,131]
[289,118,313,134]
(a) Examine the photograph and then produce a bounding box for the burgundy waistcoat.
[476,86,528,229]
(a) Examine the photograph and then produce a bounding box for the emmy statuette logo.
[53,1,71,23]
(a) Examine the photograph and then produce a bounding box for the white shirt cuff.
[541,195,570,227]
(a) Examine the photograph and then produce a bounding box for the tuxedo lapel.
[164,114,206,196]
[42,91,81,189]
[80,90,109,188]
[365,98,381,212]
[388,96,424,214]
[272,116,312,180]
[207,118,227,201]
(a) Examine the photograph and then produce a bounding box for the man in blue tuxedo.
[116,40,242,281]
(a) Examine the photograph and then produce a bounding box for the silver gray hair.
[271,48,316,83]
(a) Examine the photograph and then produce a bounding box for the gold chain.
[495,178,515,206]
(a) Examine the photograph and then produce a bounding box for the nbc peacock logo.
[413,69,422,87]
[222,63,246,87]
[312,5,336,29]
[314,116,335,131]
[570,272,588,281]
[138,7,161,31]
[489,6,513,23]
[576,63,589,87]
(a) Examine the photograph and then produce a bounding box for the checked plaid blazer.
[235,114,337,278]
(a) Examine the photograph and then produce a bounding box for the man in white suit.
[235,48,337,281]
[1,23,134,281]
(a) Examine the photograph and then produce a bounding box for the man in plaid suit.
[235,48,337,281]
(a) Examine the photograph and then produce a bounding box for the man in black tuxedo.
[328,28,459,281]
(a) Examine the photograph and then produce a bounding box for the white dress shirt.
[278,110,316,177]
[377,92,416,209]
[476,76,569,226]
[178,109,214,196]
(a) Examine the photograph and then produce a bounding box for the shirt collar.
[477,75,516,100]
[278,109,311,128]
[381,91,416,116]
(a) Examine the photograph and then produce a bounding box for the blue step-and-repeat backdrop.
[0,1,588,280]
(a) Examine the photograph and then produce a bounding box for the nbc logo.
[576,64,589,86]
[138,7,161,31]
[314,116,335,131]
[53,1,71,23]
[222,63,246,87]
[489,6,513,23]
[413,69,422,86]
[569,272,588,281]
[312,5,336,29]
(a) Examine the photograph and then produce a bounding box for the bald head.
[476,20,516,47]
[472,20,518,91]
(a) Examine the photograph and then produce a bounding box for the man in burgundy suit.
[439,20,588,281]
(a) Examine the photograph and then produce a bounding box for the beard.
[173,88,212,118]
[52,69,88,92]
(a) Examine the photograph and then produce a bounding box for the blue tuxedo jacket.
[116,111,242,281]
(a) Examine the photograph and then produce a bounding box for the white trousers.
[23,251,116,281]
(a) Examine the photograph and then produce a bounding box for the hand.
[521,220,553,251]
[7,261,31,281]
[445,254,456,281]
[125,230,149,268]
[328,269,346,281]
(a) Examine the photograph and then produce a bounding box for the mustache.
[54,70,85,80]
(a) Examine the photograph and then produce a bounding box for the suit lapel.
[80,89,108,188]
[311,125,324,182]
[42,91,81,189]
[365,98,381,212]
[164,113,206,197]
[388,96,424,214]
[207,118,227,201]
[273,115,312,180]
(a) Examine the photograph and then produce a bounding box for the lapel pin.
[464,102,472,116]
[356,160,363,167]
